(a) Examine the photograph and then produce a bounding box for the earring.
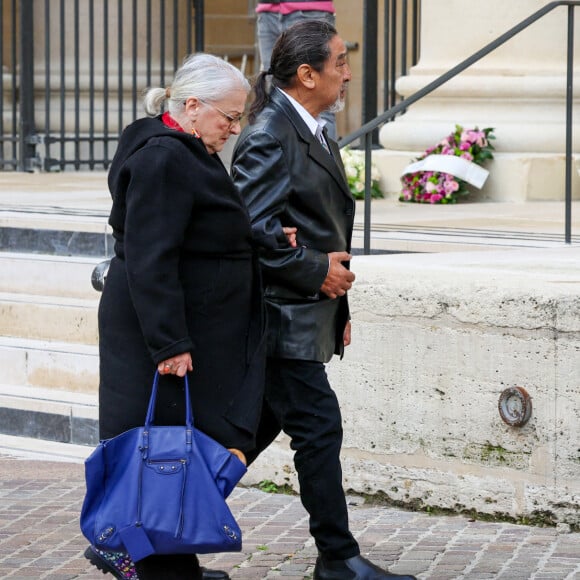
[191,126,200,138]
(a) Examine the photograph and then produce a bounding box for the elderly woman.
[85,54,271,580]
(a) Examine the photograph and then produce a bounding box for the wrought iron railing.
[340,0,578,251]
[0,0,245,171]
[0,0,417,173]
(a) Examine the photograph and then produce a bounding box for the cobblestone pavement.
[0,454,579,580]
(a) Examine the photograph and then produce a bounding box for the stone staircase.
[0,212,111,447]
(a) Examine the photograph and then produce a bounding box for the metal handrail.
[341,0,578,253]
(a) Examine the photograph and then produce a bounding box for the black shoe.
[313,554,417,580]
[201,567,230,580]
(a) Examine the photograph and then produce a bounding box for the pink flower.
[429,193,443,204]
[444,179,459,194]
[461,129,488,148]
[460,152,473,161]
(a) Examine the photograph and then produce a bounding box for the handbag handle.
[144,371,193,429]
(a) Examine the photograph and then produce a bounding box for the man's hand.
[320,251,355,299]
[343,320,352,347]
[282,226,298,248]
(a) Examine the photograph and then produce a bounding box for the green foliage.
[257,479,295,495]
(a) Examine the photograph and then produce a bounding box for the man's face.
[318,35,351,114]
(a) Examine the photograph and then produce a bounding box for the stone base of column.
[373,150,580,202]
[376,68,580,202]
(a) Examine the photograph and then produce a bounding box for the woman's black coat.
[98,116,265,452]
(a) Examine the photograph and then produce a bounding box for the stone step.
[351,222,576,254]
[0,433,92,461]
[0,336,98,393]
[0,208,112,257]
[0,252,103,298]
[0,292,99,344]
[0,382,98,446]
[6,199,573,256]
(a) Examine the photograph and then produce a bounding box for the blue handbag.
[80,372,247,562]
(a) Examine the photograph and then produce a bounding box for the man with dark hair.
[231,20,416,580]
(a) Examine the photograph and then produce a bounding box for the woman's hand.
[282,226,297,248]
[158,353,193,377]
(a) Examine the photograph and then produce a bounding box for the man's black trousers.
[247,357,360,560]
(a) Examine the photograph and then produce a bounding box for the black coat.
[231,90,355,363]
[98,116,265,452]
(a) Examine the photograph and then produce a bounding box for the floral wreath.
[400,125,495,204]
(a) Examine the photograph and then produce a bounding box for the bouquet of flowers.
[340,146,384,200]
[400,125,495,204]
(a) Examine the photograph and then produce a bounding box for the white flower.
[344,163,358,180]
[340,146,384,199]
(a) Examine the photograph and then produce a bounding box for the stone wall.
[243,247,580,526]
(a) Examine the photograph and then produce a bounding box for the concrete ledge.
[245,247,580,526]
[0,384,98,446]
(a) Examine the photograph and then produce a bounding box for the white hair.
[142,53,250,117]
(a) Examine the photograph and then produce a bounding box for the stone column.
[377,0,580,201]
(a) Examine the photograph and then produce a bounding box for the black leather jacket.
[231,89,355,362]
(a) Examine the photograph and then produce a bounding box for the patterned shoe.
[84,545,138,579]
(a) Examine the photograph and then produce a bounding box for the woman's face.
[188,89,248,154]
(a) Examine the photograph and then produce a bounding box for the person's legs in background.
[256,11,283,72]
[256,11,338,139]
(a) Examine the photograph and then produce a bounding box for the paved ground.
[0,447,579,580]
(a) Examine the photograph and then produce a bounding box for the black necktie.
[316,125,331,155]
